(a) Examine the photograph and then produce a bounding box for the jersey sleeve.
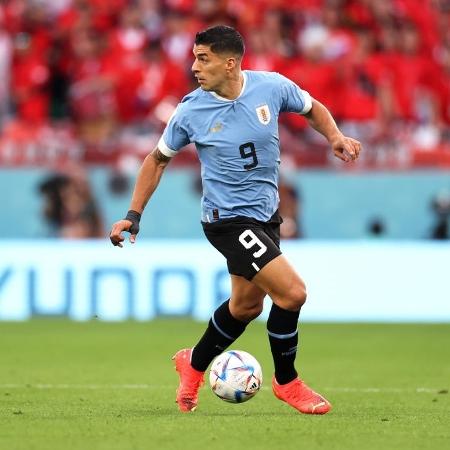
[276,73,312,115]
[157,103,191,157]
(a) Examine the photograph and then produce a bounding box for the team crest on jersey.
[256,105,271,125]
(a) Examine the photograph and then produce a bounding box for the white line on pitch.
[0,384,446,393]
[0,384,155,390]
[324,387,446,393]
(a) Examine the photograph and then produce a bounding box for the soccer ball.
[209,350,263,403]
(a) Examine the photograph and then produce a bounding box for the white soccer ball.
[209,350,263,403]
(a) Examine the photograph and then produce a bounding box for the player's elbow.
[149,147,172,168]
[304,99,329,125]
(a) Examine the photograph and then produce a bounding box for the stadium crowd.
[0,0,449,169]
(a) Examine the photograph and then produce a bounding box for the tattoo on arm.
[151,148,172,164]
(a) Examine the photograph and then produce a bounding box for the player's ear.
[225,57,237,72]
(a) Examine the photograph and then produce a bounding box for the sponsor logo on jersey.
[209,122,223,133]
[256,104,271,125]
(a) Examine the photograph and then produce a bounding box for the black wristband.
[124,210,141,234]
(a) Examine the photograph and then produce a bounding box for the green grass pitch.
[0,320,449,450]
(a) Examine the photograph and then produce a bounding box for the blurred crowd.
[0,0,449,170]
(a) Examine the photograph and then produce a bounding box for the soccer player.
[110,25,361,414]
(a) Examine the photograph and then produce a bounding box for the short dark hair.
[195,25,245,58]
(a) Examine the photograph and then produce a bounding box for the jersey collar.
[209,71,247,102]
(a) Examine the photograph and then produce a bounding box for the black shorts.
[202,211,283,281]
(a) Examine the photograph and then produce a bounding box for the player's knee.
[283,281,307,311]
[230,302,264,322]
[241,304,264,322]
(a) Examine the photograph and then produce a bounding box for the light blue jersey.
[158,70,312,222]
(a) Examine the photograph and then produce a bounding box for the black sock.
[267,303,300,385]
[191,300,248,372]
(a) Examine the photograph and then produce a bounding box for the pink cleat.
[272,376,332,415]
[172,348,205,412]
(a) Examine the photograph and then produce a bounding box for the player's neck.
[214,72,244,100]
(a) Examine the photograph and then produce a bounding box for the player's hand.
[110,220,134,247]
[110,210,141,247]
[331,135,362,163]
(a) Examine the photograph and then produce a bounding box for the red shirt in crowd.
[12,50,50,123]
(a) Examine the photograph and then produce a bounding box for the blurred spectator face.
[401,24,421,55]
[379,26,399,52]
[248,29,268,54]
[323,4,341,29]
[437,13,449,40]
[14,32,32,57]
[114,5,146,56]
[263,9,282,35]
[162,12,192,63]
[195,0,221,20]
[23,2,49,28]
[165,12,187,34]
[355,28,375,57]
[138,0,160,11]
[73,0,89,8]
[442,45,450,74]
[370,0,395,23]
[71,30,99,59]
[120,5,142,29]
[38,0,72,17]
[143,40,163,61]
